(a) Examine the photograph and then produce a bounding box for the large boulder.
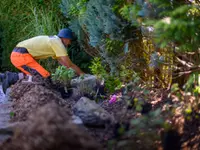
[71,75,99,98]
[73,97,115,127]
[71,74,97,89]
[70,74,105,100]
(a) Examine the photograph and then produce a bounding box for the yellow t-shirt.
[16,35,68,59]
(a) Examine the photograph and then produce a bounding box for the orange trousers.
[10,52,50,78]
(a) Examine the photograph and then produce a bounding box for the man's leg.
[20,63,50,84]
[15,66,31,76]
[1,52,31,93]
[2,51,50,93]
[11,52,50,78]
[24,61,50,78]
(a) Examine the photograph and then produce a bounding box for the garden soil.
[0,102,101,150]
[0,76,199,150]
[10,75,70,122]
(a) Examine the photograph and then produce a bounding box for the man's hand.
[57,56,84,75]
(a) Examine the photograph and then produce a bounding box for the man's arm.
[57,56,84,75]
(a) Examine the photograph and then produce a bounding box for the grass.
[0,0,65,71]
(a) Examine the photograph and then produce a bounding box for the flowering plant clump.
[109,93,122,104]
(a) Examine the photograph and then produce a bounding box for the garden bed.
[0,76,199,150]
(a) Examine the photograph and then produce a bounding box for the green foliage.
[193,86,200,97]
[119,65,135,83]
[118,1,200,51]
[143,1,200,51]
[105,38,124,56]
[153,5,200,51]
[60,0,140,80]
[185,105,192,115]
[61,0,88,18]
[89,57,122,93]
[61,0,124,47]
[171,83,180,93]
[128,108,164,138]
[119,4,141,24]
[133,98,143,112]
[170,79,199,121]
[67,40,92,73]
[105,76,122,93]
[89,57,107,78]
[51,66,75,86]
[184,73,199,92]
[89,56,139,93]
[112,0,126,13]
[0,0,64,71]
[9,112,15,118]
[183,73,200,100]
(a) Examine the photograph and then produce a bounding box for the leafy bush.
[89,57,107,78]
[90,57,137,93]
[61,0,124,47]
[51,66,76,86]
[89,57,121,93]
[120,0,200,51]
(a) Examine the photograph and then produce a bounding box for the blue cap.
[57,28,73,39]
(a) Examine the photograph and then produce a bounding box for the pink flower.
[109,95,117,104]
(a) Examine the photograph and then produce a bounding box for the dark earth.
[0,76,199,150]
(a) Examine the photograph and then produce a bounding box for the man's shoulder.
[31,35,49,39]
[17,35,49,46]
[49,35,62,44]
[49,35,59,40]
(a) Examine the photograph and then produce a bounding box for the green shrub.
[51,66,76,86]
[89,57,123,93]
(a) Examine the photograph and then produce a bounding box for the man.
[1,28,84,93]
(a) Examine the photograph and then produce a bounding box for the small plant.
[51,66,75,86]
[10,112,15,118]
[119,65,135,83]
[90,57,123,93]
[105,38,124,57]
[89,57,107,79]
[105,76,122,93]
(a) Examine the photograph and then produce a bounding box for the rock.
[71,74,98,98]
[70,88,82,100]
[70,74,105,99]
[73,97,115,127]
[71,115,83,125]
[71,74,97,88]
[5,88,11,101]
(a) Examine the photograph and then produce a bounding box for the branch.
[173,67,200,79]
[175,57,194,68]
